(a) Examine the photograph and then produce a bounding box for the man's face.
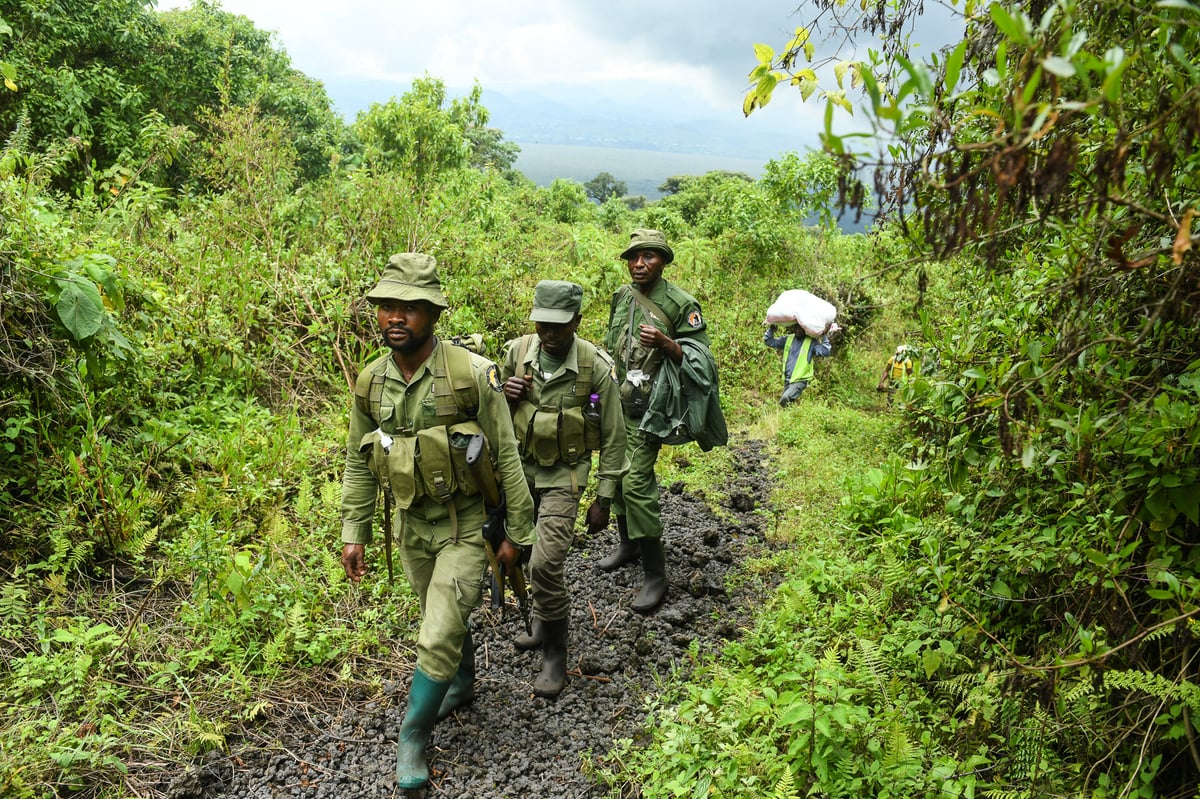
[376,300,437,354]
[624,248,667,291]
[534,317,580,358]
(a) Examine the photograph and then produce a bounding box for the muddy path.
[165,438,775,799]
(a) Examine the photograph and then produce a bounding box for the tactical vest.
[510,333,601,467]
[354,341,487,511]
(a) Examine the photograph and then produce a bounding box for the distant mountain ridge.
[323,78,802,160]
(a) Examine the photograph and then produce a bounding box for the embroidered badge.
[609,363,619,384]
[486,364,503,392]
[687,310,703,328]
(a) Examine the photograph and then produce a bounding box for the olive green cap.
[529,279,583,324]
[619,228,674,264]
[365,253,448,308]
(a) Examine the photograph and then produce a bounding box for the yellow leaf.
[796,68,818,82]
[799,78,818,101]
[3,78,15,92]
[742,93,759,117]
[753,43,775,64]
[804,42,815,62]
[834,61,850,89]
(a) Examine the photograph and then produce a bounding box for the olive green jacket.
[604,279,710,387]
[339,340,535,547]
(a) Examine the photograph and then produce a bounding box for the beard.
[382,325,431,354]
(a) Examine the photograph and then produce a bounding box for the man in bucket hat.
[598,229,709,613]
[499,280,627,696]
[338,252,535,789]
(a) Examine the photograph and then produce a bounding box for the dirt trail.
[165,438,774,799]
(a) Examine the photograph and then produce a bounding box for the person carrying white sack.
[762,290,840,406]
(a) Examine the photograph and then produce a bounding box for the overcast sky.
[160,1,962,159]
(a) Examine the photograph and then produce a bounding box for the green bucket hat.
[529,280,583,324]
[365,253,448,308]
[619,228,674,264]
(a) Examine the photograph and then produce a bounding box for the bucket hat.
[529,280,583,324]
[619,228,674,264]
[366,253,448,308]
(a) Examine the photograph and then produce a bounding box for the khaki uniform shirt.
[500,335,628,500]
[339,340,535,547]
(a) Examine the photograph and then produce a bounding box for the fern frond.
[854,636,893,707]
[772,767,799,799]
[1105,669,1200,713]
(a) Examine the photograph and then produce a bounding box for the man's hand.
[341,543,367,582]
[497,538,522,569]
[584,498,611,536]
[503,374,532,402]
[639,323,682,362]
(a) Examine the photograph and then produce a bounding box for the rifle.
[462,432,533,636]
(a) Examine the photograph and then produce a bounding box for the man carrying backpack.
[338,253,535,790]
[499,280,627,697]
[598,229,712,613]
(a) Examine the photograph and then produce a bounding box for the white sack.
[764,289,837,337]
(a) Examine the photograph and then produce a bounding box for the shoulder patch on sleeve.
[687,310,703,328]
[486,364,503,392]
[609,363,619,384]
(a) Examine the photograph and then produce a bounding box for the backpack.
[354,338,480,428]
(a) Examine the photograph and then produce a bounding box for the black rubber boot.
[396,669,451,789]
[532,617,569,698]
[514,617,543,651]
[437,629,475,720]
[597,515,639,571]
[631,537,667,613]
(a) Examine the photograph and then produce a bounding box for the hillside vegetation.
[2,1,1198,798]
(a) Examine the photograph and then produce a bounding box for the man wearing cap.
[598,229,709,613]
[499,280,627,697]
[338,252,535,790]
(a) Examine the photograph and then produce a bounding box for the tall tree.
[583,171,627,203]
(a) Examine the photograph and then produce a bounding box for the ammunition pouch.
[359,420,486,509]
[514,401,590,467]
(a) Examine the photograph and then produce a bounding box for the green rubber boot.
[514,617,543,651]
[532,617,569,698]
[396,669,450,790]
[437,629,476,720]
[597,515,639,571]
[631,537,667,613]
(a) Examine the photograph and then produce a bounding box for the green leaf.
[55,279,105,340]
[1168,484,1200,524]
[989,3,1028,44]
[1043,56,1077,77]
[944,40,967,94]
[923,649,943,678]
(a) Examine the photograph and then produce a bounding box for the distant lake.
[512,143,769,200]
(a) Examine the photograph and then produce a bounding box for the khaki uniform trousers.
[527,486,582,621]
[399,522,488,682]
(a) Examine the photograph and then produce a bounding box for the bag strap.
[622,285,671,331]
[432,340,479,420]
